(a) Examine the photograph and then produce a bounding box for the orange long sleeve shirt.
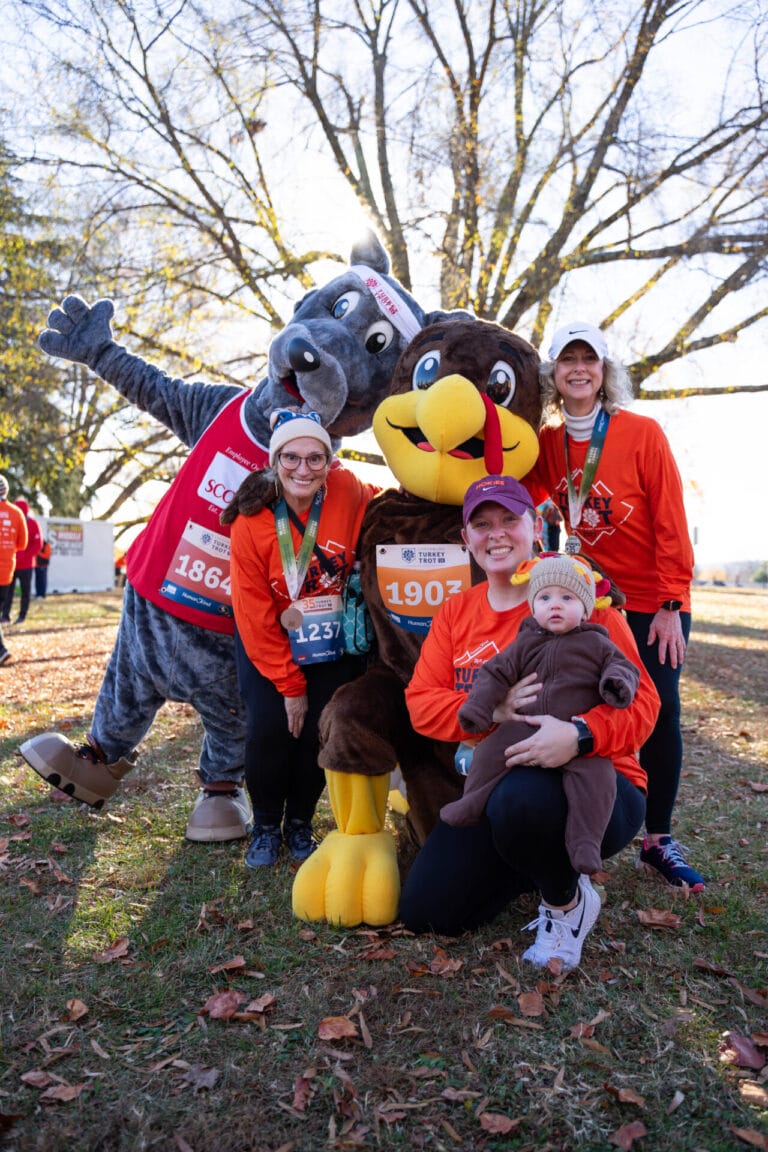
[405,582,660,792]
[230,464,379,697]
[0,501,28,585]
[526,409,694,613]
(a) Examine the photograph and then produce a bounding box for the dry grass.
[0,587,766,1152]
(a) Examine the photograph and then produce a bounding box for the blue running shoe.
[245,824,282,868]
[638,836,705,892]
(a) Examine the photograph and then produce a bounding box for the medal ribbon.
[274,491,323,602]
[564,408,610,532]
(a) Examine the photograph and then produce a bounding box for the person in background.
[528,320,702,891]
[0,475,28,662]
[1,498,41,624]
[35,539,52,600]
[226,409,378,869]
[400,475,659,971]
[538,498,563,552]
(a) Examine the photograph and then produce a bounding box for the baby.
[440,554,640,874]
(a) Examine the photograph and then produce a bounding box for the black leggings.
[625,610,691,835]
[399,767,646,935]
[233,628,364,827]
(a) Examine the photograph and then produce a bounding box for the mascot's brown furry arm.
[292,317,543,927]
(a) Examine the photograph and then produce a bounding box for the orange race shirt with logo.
[526,409,693,613]
[406,582,660,792]
[126,391,268,634]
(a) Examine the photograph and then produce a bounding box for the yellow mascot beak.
[373,373,540,505]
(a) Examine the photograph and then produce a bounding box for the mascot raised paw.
[292,317,542,926]
[19,231,453,845]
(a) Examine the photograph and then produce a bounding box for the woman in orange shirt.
[527,322,701,891]
[402,475,659,970]
[228,410,378,869]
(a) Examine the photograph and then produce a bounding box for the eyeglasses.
[277,451,329,472]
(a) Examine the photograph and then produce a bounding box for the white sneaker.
[522,875,601,971]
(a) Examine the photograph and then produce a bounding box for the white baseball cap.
[548,321,609,362]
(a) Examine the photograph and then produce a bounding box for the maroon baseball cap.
[463,475,535,526]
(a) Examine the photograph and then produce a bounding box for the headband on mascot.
[511,552,612,613]
[349,265,424,343]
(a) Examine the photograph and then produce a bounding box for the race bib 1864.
[160,519,234,619]
[376,544,471,634]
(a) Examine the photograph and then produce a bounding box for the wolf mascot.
[20,232,453,843]
[291,317,543,926]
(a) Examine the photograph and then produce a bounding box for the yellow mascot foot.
[292,830,400,927]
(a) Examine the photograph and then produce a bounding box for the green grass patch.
[0,588,766,1150]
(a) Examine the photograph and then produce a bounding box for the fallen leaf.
[174,1134,195,1152]
[208,955,246,974]
[748,781,768,792]
[292,1069,316,1112]
[605,1084,646,1107]
[479,1112,519,1133]
[429,946,463,976]
[241,993,276,1015]
[740,1082,768,1108]
[317,1016,358,1040]
[732,981,768,1009]
[518,990,545,1017]
[200,990,245,1019]
[731,1128,768,1150]
[9,813,31,827]
[636,909,681,929]
[609,1120,648,1149]
[441,1087,482,1101]
[487,1005,544,1030]
[90,1039,110,1060]
[93,936,130,964]
[63,999,88,1022]
[182,1064,220,1093]
[39,1082,87,1104]
[20,1070,54,1088]
[694,958,733,977]
[719,1032,766,1070]
[667,1089,685,1114]
[358,945,396,961]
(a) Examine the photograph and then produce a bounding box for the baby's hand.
[492,672,541,722]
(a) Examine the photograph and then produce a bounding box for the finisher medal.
[280,604,304,631]
[565,534,582,555]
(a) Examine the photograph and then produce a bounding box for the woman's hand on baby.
[491,673,541,722]
[503,714,579,769]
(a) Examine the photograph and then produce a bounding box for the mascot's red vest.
[127,391,267,633]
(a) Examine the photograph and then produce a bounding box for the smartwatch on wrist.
[660,599,682,611]
[572,717,594,756]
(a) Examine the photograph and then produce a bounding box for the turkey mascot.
[292,317,542,926]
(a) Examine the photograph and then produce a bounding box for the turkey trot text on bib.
[287,595,345,665]
[376,544,471,634]
[160,520,234,619]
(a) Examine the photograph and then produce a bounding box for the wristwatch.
[572,717,594,756]
[660,599,683,611]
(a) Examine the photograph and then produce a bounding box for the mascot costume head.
[291,317,542,928]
